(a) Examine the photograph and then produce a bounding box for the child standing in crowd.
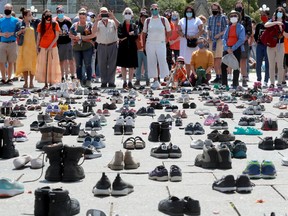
[15,7,37,88]
[35,9,61,88]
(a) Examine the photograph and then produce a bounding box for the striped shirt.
[207,14,227,40]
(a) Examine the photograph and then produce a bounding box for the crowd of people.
[0,1,287,90]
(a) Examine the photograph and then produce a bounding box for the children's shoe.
[261,160,277,179]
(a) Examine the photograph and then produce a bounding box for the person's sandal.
[123,137,135,149]
[134,136,146,149]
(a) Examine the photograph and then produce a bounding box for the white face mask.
[124,14,132,20]
[230,17,238,23]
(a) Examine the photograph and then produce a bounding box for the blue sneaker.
[149,165,168,181]
[91,136,106,149]
[242,160,261,179]
[0,178,24,197]
[261,160,277,179]
[233,140,247,158]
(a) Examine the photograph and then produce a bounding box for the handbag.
[185,18,197,48]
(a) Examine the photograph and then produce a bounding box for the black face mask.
[235,7,242,13]
[4,9,11,16]
[45,15,52,21]
[212,11,219,16]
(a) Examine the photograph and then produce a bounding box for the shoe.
[242,160,261,179]
[108,151,124,170]
[160,122,171,142]
[182,196,201,216]
[170,165,182,182]
[158,196,186,215]
[261,118,270,131]
[0,178,24,197]
[151,81,160,90]
[149,165,169,181]
[175,117,183,127]
[83,145,102,159]
[13,155,32,169]
[218,130,235,142]
[190,139,204,149]
[207,130,220,142]
[261,160,277,179]
[150,143,169,159]
[1,126,19,159]
[232,140,247,158]
[274,137,288,150]
[195,144,218,168]
[212,175,236,192]
[92,172,111,196]
[258,137,274,150]
[148,122,160,142]
[91,136,105,149]
[193,122,205,135]
[280,128,288,141]
[111,173,134,196]
[136,107,147,116]
[124,150,140,169]
[146,107,155,116]
[167,143,182,158]
[217,144,232,169]
[185,123,194,135]
[236,174,254,193]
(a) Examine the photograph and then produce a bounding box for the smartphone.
[101,14,109,18]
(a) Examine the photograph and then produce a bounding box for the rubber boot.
[148,122,160,142]
[36,126,53,150]
[160,122,171,142]
[124,150,140,169]
[43,143,63,181]
[49,188,80,216]
[52,126,66,143]
[108,150,124,170]
[62,145,85,182]
[1,126,19,159]
[34,186,51,216]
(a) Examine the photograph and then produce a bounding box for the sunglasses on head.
[151,8,158,11]
[125,12,131,15]
[79,12,86,15]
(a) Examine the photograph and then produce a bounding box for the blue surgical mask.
[186,12,193,18]
[57,13,64,19]
[277,12,283,19]
[151,10,159,16]
[171,16,177,21]
[198,43,205,49]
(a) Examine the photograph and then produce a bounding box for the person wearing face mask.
[189,37,214,86]
[142,4,171,90]
[54,6,75,83]
[264,7,288,88]
[35,9,61,88]
[234,0,252,87]
[254,8,270,87]
[169,11,180,61]
[0,3,19,85]
[221,10,245,88]
[207,2,227,84]
[14,7,37,88]
[178,5,203,79]
[116,7,138,89]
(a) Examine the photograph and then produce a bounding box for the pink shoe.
[204,114,215,126]
[96,109,102,115]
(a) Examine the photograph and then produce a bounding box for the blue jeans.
[256,43,269,83]
[135,50,148,81]
[74,47,93,81]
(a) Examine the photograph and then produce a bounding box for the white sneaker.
[190,139,204,149]
[95,77,101,83]
[125,116,135,128]
[13,155,32,169]
[151,81,160,90]
[115,116,125,125]
[30,156,44,169]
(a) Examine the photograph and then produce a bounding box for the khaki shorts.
[209,39,223,58]
[0,42,17,63]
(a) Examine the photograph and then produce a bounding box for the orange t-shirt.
[284,37,288,54]
[227,25,238,47]
[37,22,60,48]
[170,24,180,50]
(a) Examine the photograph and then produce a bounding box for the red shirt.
[227,25,238,47]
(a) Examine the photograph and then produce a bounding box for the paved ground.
[0,72,288,216]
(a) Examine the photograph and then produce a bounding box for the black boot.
[1,126,19,159]
[160,122,171,142]
[62,145,85,182]
[34,186,51,216]
[148,122,160,142]
[49,188,80,216]
[36,126,53,150]
[43,143,63,181]
[52,126,66,143]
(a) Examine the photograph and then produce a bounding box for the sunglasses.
[79,12,87,15]
[125,12,131,15]
[151,8,158,11]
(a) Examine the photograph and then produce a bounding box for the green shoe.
[261,160,277,179]
[233,127,246,135]
[246,127,263,135]
[242,160,261,179]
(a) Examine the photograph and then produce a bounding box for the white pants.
[146,41,169,79]
[267,43,285,84]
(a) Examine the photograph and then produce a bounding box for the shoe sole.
[169,153,182,158]
[0,189,24,197]
[124,164,139,169]
[213,186,236,192]
[170,176,182,182]
[108,165,124,170]
[190,145,203,149]
[150,152,169,159]
[111,188,134,196]
[261,174,276,179]
[149,176,169,181]
[85,153,102,159]
[185,131,193,135]
[236,186,252,192]
[93,188,111,196]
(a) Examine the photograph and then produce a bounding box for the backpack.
[260,24,284,48]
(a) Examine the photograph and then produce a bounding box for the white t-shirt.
[179,17,202,37]
[143,16,171,42]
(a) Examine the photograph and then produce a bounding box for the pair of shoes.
[9,110,27,119]
[164,105,178,112]
[58,120,81,136]
[277,112,288,118]
[182,102,197,109]
[0,177,24,197]
[195,143,232,169]
[108,150,139,170]
[190,139,213,149]
[0,101,12,116]
[213,174,254,193]
[85,120,102,131]
[158,113,174,123]
[43,143,85,182]
[207,130,235,142]
[4,118,24,127]
[185,122,205,135]
[123,136,145,149]
[149,165,182,182]
[35,126,65,149]
[243,160,277,179]
[136,106,155,116]
[92,173,134,196]
[233,127,263,135]
[242,105,262,115]
[238,117,256,126]
[13,154,44,169]
[158,196,200,216]
[83,136,106,149]
[261,118,278,131]
[150,143,182,159]
[96,109,110,116]
[204,98,222,106]
[38,112,53,123]
[82,101,94,113]
[0,126,19,159]
[258,137,288,150]
[220,140,247,158]
[34,187,80,216]
[77,129,105,142]
[204,114,219,126]
[172,110,187,119]
[210,119,228,130]
[102,102,117,110]
[83,145,102,159]
[13,131,28,142]
[219,109,233,118]
[148,122,171,142]
[113,116,134,135]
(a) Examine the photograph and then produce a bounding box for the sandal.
[123,137,135,149]
[134,136,145,149]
